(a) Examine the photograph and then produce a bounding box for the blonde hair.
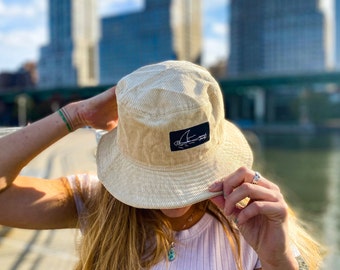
[74,184,323,270]
[287,207,324,269]
[74,184,173,270]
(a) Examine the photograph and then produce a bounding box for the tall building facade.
[229,0,326,76]
[171,0,202,62]
[336,0,340,69]
[38,0,99,88]
[100,0,201,85]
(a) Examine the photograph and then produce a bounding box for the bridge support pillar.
[253,88,265,124]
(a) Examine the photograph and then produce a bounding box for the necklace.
[166,205,205,261]
[166,205,200,231]
[168,242,176,261]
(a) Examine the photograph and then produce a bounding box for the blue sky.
[0,0,229,73]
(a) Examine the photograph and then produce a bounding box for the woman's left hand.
[209,167,298,269]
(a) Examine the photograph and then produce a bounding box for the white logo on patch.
[174,129,208,149]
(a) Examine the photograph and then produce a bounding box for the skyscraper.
[99,0,201,85]
[172,0,202,62]
[336,0,340,69]
[229,0,326,76]
[38,0,99,88]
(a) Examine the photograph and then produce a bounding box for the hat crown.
[115,61,225,167]
[96,61,253,208]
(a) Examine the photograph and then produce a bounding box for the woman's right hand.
[66,86,118,131]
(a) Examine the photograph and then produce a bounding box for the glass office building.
[336,0,340,69]
[38,0,99,88]
[100,0,201,85]
[229,0,326,76]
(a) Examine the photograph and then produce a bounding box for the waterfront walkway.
[0,227,77,270]
[0,129,98,270]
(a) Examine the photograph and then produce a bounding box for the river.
[249,131,340,269]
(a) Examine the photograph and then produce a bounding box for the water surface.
[250,132,340,269]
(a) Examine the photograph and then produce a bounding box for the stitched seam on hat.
[122,99,212,118]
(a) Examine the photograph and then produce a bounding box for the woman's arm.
[0,176,78,229]
[0,87,117,229]
[0,111,70,191]
[0,87,117,190]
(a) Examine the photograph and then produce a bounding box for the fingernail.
[208,181,218,190]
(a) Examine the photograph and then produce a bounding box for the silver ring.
[252,171,261,184]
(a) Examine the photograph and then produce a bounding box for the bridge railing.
[1,71,340,128]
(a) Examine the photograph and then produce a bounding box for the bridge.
[1,71,340,126]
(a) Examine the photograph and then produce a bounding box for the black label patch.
[170,122,210,151]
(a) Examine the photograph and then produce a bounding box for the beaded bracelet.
[58,108,73,132]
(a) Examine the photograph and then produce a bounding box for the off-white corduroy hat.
[97,61,253,209]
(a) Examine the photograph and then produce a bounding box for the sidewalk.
[0,227,78,270]
[0,128,98,270]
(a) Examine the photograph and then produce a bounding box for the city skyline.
[229,0,326,76]
[99,0,202,85]
[38,0,100,88]
[0,0,228,73]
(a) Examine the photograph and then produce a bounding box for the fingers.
[72,86,119,130]
[105,120,119,131]
[209,167,287,224]
[210,167,279,195]
[236,200,288,225]
[223,183,281,215]
[87,86,117,105]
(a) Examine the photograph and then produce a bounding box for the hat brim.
[96,120,253,209]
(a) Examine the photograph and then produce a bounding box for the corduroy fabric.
[97,61,253,209]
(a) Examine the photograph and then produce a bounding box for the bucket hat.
[97,61,253,209]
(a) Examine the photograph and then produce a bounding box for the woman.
[0,61,322,269]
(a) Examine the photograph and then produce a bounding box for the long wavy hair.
[74,182,323,270]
